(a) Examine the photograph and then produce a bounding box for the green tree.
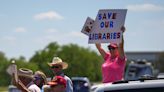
[29,42,60,77]
[0,51,10,86]
[58,44,102,81]
[9,56,38,72]
[29,42,102,81]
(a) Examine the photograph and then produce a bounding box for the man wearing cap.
[95,26,127,83]
[46,76,66,92]
[48,57,73,92]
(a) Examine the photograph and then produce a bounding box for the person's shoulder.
[104,52,111,60]
[117,55,127,64]
[28,84,41,92]
[64,75,71,80]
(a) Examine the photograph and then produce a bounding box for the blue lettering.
[98,14,102,20]
[95,34,99,40]
[110,21,113,28]
[100,22,104,28]
[110,33,113,39]
[89,34,93,40]
[102,33,106,39]
[113,33,117,39]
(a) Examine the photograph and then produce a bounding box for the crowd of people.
[11,26,126,92]
[12,57,73,92]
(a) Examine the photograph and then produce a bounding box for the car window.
[104,87,164,92]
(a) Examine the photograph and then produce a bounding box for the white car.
[91,78,164,92]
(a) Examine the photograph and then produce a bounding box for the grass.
[0,86,8,92]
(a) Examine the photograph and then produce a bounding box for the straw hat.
[48,57,68,69]
[18,68,34,80]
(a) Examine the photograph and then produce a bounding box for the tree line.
[1,42,164,86]
[0,42,102,86]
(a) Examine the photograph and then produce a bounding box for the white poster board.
[88,9,127,44]
[81,17,94,36]
[6,60,18,83]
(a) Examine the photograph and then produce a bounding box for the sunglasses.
[51,66,60,69]
[108,47,117,51]
[34,76,42,80]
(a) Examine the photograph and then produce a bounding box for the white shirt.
[28,84,41,92]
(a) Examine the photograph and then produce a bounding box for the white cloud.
[126,4,164,12]
[34,11,63,20]
[15,27,27,33]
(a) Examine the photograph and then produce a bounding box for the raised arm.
[118,26,125,59]
[95,43,106,58]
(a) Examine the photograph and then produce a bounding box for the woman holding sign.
[95,26,126,83]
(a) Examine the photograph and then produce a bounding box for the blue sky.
[0,0,164,60]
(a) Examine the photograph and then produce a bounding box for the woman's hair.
[35,71,47,84]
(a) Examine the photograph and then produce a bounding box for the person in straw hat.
[12,68,41,92]
[48,57,73,92]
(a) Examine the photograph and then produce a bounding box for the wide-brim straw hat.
[18,68,34,80]
[48,57,68,69]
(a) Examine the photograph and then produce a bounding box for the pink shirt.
[102,52,126,83]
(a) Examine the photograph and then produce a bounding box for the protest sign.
[88,9,127,44]
[81,17,94,36]
[6,60,18,83]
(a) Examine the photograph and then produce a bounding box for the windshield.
[125,65,153,80]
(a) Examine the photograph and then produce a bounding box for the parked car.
[91,77,164,92]
[124,59,154,80]
[71,77,91,92]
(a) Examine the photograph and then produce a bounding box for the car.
[124,59,154,80]
[71,77,91,92]
[91,77,164,92]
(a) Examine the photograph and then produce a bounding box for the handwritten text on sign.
[88,9,127,44]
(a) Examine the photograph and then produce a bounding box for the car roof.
[94,79,164,92]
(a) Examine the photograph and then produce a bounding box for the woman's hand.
[121,26,126,33]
